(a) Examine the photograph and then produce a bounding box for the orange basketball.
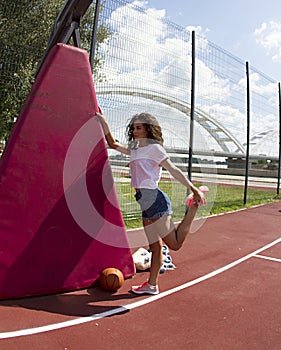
[99,268,124,292]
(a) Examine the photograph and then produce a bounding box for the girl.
[96,112,205,295]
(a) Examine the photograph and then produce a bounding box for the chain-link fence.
[94,0,280,224]
[1,0,280,227]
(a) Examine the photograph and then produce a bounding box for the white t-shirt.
[130,143,169,189]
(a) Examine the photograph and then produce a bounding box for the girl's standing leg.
[131,207,198,294]
[142,219,163,286]
[131,218,162,295]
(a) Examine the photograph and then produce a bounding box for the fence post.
[244,61,250,205]
[277,82,281,197]
[188,30,195,182]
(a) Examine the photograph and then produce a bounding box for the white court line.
[254,254,281,263]
[1,236,281,339]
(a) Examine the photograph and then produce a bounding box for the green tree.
[0,0,110,142]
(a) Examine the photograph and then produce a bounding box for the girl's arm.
[95,112,130,155]
[161,158,205,203]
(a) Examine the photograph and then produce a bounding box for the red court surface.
[0,201,280,350]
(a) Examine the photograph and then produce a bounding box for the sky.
[145,0,281,82]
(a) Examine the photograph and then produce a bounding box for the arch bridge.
[96,85,245,155]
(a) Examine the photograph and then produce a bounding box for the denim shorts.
[135,188,172,220]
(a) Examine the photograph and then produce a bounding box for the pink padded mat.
[0,44,134,299]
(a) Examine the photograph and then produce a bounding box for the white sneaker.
[131,281,159,295]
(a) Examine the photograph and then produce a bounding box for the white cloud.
[185,25,209,37]
[254,21,281,63]
[100,1,229,100]
[237,72,277,102]
[96,1,278,156]
[196,59,231,101]
[249,73,277,102]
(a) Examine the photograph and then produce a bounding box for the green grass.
[115,179,280,230]
[209,185,277,214]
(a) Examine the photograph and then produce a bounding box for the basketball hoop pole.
[35,0,93,77]
[89,0,102,72]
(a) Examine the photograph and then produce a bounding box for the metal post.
[244,61,250,205]
[89,0,102,72]
[188,30,195,181]
[35,0,93,77]
[277,82,281,197]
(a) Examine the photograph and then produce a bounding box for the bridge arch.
[96,85,245,154]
